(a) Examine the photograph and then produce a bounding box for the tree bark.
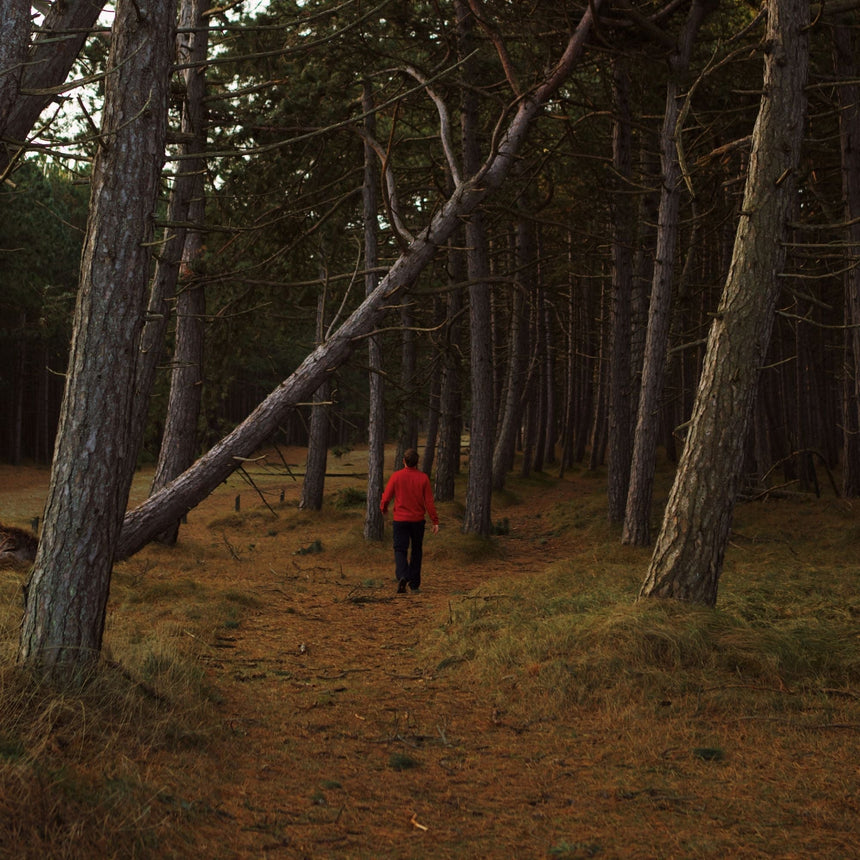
[588,279,609,471]
[0,0,30,145]
[833,18,860,497]
[531,284,548,473]
[421,295,444,475]
[393,301,419,467]
[640,0,809,606]
[607,56,635,523]
[363,81,385,540]
[540,261,557,467]
[1,0,108,177]
[149,0,210,543]
[300,290,330,511]
[558,266,576,477]
[492,219,532,489]
[18,0,177,675]
[458,0,493,536]
[622,0,714,546]
[434,235,465,501]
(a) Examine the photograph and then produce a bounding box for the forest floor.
[1,448,859,859]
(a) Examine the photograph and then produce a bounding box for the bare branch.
[465,0,521,95]
[401,64,461,186]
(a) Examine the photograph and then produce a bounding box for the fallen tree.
[116,1,605,560]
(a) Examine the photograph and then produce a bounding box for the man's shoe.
[397,579,407,594]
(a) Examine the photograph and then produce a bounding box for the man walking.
[380,448,439,593]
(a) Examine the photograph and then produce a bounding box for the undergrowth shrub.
[428,558,860,720]
[333,486,366,509]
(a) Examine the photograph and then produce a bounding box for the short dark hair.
[403,448,419,467]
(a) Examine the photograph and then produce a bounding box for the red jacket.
[380,466,439,524]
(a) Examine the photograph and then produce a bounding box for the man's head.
[403,448,419,468]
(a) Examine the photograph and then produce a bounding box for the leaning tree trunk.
[622,0,714,546]
[18,0,177,676]
[115,2,604,560]
[640,0,809,606]
[363,81,385,540]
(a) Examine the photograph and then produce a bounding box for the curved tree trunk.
[18,0,177,676]
[640,0,809,606]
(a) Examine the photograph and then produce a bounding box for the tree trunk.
[558,269,576,477]
[394,301,419,467]
[421,295,444,475]
[459,0,493,536]
[607,55,636,522]
[492,218,532,489]
[531,285,548,473]
[18,0,177,676]
[0,0,108,176]
[622,0,714,546]
[640,0,809,606]
[150,277,206,540]
[8,312,26,465]
[833,18,860,497]
[434,234,465,501]
[588,282,609,472]
[0,0,30,151]
[540,256,557,467]
[149,0,210,543]
[300,291,330,511]
[115,1,604,560]
[363,81,385,540]
[572,274,595,464]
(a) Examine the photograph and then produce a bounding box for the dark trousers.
[392,520,426,589]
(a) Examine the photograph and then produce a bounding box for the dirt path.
[167,478,585,859]
[5,460,860,858]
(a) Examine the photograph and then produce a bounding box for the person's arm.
[380,473,396,515]
[423,477,439,533]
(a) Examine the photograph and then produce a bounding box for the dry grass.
[0,452,859,858]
